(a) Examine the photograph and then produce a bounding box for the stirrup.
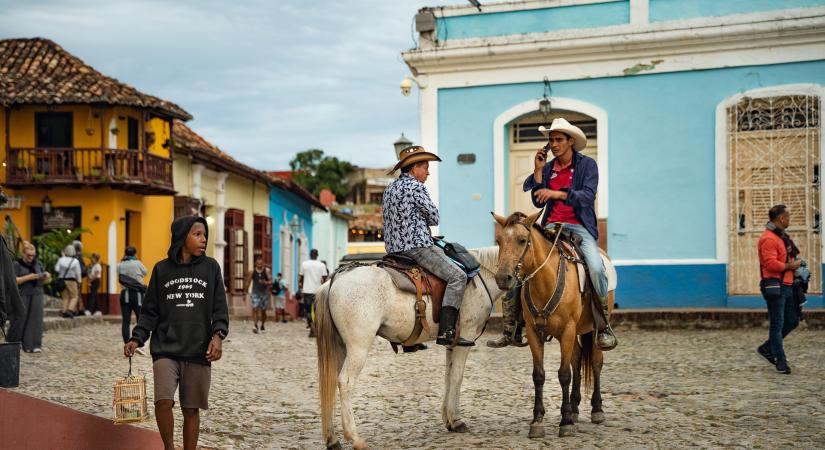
[596,325,617,351]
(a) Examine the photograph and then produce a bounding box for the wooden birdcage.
[113,358,148,424]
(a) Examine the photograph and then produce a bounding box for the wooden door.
[728,94,821,294]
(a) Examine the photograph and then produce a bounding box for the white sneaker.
[135,348,146,356]
[93,311,103,317]
[83,310,91,316]
[32,348,42,353]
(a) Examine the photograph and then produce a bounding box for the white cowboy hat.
[538,118,587,151]
[388,145,442,174]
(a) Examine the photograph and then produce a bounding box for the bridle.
[512,221,564,287]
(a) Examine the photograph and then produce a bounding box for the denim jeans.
[759,284,799,365]
[546,223,608,298]
[120,289,142,344]
[402,245,467,309]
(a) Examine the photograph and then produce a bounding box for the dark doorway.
[35,112,73,148]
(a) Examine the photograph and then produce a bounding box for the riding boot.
[486,287,527,348]
[596,297,617,351]
[437,306,475,347]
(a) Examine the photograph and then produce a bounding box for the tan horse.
[493,211,614,438]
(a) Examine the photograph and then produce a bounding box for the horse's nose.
[495,273,513,290]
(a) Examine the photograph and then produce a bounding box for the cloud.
[0,0,469,169]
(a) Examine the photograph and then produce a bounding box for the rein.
[515,222,564,286]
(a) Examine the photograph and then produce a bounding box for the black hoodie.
[130,216,229,365]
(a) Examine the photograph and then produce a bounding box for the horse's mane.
[469,246,499,275]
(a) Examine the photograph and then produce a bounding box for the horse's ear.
[525,210,542,227]
[490,212,507,227]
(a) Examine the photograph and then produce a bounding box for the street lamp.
[393,133,413,159]
[539,76,552,120]
[42,195,53,216]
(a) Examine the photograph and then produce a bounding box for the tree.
[289,149,354,199]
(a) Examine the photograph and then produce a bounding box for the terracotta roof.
[172,120,270,183]
[267,171,327,210]
[0,38,191,120]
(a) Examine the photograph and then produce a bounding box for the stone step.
[42,315,105,332]
[44,308,62,318]
[43,295,62,309]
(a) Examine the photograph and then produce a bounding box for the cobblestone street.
[14,319,825,449]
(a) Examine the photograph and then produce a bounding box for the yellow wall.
[1,188,172,281]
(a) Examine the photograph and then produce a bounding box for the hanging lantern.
[540,76,552,120]
[42,195,53,216]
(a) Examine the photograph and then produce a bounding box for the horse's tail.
[316,282,345,447]
[580,331,594,394]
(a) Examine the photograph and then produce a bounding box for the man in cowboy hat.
[382,146,474,347]
[487,118,617,350]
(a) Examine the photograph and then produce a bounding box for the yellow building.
[0,38,192,309]
[171,121,270,316]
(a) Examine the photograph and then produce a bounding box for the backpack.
[434,238,480,274]
[271,280,284,296]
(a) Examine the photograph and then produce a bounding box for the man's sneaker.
[775,361,791,374]
[757,346,776,366]
[260,325,266,333]
[93,311,103,317]
[83,310,91,316]
[32,348,42,353]
[252,325,259,334]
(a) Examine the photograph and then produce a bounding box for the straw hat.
[538,118,587,151]
[388,145,442,175]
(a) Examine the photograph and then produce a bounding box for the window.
[35,112,72,148]
[253,215,273,270]
[174,196,202,219]
[127,117,139,149]
[223,209,247,293]
[512,118,596,144]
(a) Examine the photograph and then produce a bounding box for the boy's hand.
[206,335,223,362]
[124,341,138,357]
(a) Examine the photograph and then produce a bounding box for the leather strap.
[401,268,429,346]
[522,254,566,339]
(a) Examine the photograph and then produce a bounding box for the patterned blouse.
[382,173,440,253]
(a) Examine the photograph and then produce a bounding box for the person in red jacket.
[757,204,801,374]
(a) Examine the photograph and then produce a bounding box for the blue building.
[268,174,326,293]
[402,0,825,308]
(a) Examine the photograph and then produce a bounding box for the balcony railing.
[6,147,174,194]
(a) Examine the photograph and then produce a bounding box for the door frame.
[493,97,609,218]
[714,83,825,279]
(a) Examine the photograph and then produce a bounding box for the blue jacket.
[523,151,599,240]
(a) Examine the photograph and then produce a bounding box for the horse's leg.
[441,347,454,427]
[338,344,371,449]
[558,325,577,437]
[571,339,582,424]
[444,346,471,433]
[591,346,606,424]
[527,328,546,439]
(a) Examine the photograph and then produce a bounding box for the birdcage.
[113,357,148,424]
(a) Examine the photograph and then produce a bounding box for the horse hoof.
[591,411,605,424]
[559,424,575,437]
[353,440,368,450]
[571,413,579,423]
[528,424,545,439]
[326,441,342,450]
[447,420,470,433]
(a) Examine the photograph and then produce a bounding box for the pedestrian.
[244,257,272,333]
[271,272,288,323]
[88,253,102,316]
[73,240,89,315]
[55,244,81,318]
[13,242,49,353]
[124,216,229,450]
[118,246,147,353]
[298,248,329,337]
[757,204,802,374]
[299,249,328,338]
[0,185,25,344]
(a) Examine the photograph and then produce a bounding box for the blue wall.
[269,186,314,290]
[649,0,825,22]
[436,1,628,41]
[437,60,825,258]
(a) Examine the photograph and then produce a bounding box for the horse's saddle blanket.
[557,240,617,294]
[381,254,446,323]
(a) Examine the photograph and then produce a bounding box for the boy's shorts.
[153,358,211,409]
[250,293,270,310]
[273,296,285,309]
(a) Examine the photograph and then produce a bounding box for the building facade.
[403,0,825,308]
[172,121,270,316]
[0,38,190,310]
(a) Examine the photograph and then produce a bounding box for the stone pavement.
[13,319,825,449]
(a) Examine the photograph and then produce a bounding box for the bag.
[0,326,20,388]
[119,275,147,294]
[434,239,480,274]
[271,281,283,296]
[759,278,782,300]
[51,259,74,295]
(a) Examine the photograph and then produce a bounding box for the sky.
[0,0,469,170]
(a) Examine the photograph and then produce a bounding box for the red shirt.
[546,159,581,226]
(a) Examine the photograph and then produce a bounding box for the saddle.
[381,254,447,324]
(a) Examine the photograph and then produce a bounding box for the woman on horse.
[488,118,618,351]
[382,145,475,347]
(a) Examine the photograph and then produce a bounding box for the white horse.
[316,247,504,449]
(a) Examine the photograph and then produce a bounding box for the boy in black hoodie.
[124,216,229,450]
